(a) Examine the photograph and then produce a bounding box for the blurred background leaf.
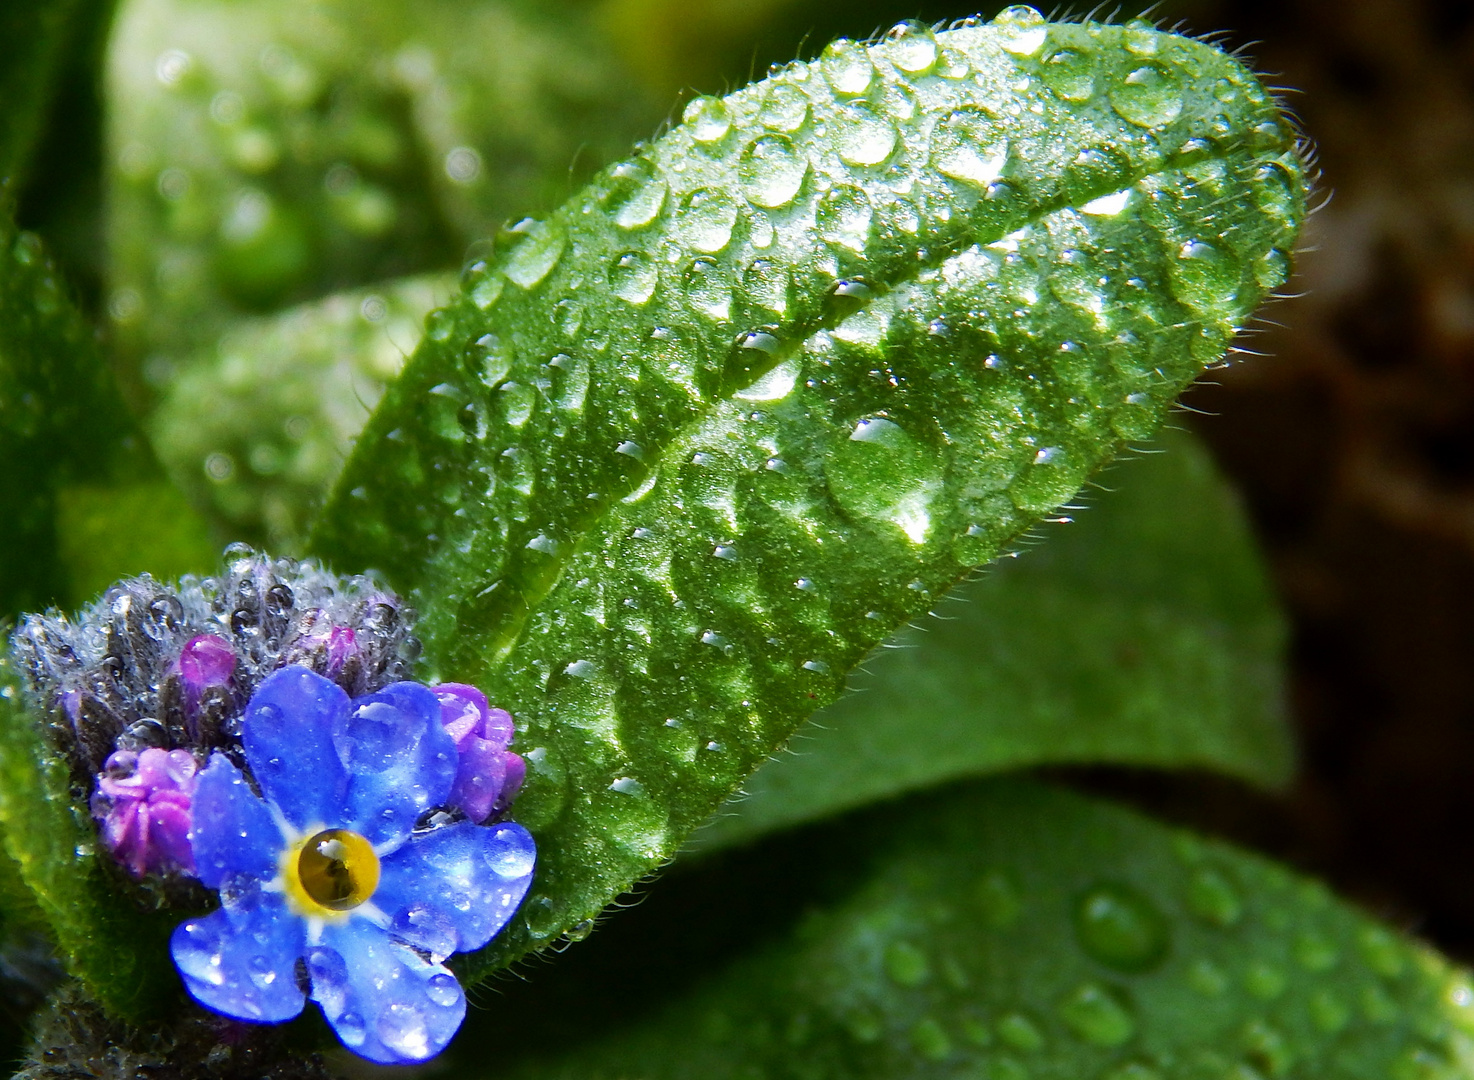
[448,778,1474,1080]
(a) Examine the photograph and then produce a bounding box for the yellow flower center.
[285,828,380,915]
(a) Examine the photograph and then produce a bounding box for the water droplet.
[931,107,1008,186]
[1171,240,1240,311]
[825,417,942,543]
[1074,882,1169,973]
[526,534,558,555]
[1294,932,1340,972]
[739,135,808,208]
[426,972,462,1008]
[336,1010,367,1046]
[1079,189,1133,216]
[550,352,589,413]
[610,776,645,795]
[613,179,668,230]
[683,257,732,319]
[1059,982,1135,1047]
[500,382,536,428]
[816,185,873,251]
[1357,925,1405,978]
[996,1012,1043,1052]
[1186,867,1242,928]
[378,1003,431,1059]
[911,1017,951,1061]
[1187,958,1228,996]
[1041,45,1096,101]
[1242,1019,1294,1077]
[824,278,875,322]
[977,870,1023,927]
[610,250,659,304]
[1110,63,1184,128]
[564,659,596,678]
[502,220,565,289]
[1243,962,1286,1000]
[821,39,875,95]
[678,188,738,253]
[885,941,930,986]
[886,21,938,73]
[759,84,809,132]
[836,102,897,167]
[1308,989,1350,1034]
[553,297,583,339]
[684,95,731,143]
[993,6,1048,55]
[1255,247,1290,289]
[734,358,799,402]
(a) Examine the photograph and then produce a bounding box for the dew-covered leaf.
[313,13,1308,980]
[694,426,1292,851]
[105,0,657,402]
[150,274,452,549]
[458,779,1474,1080]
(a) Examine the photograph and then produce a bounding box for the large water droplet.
[1171,239,1240,311]
[824,278,875,323]
[739,135,808,208]
[502,220,565,289]
[1074,882,1169,973]
[825,417,942,543]
[550,353,588,413]
[821,39,875,95]
[911,1017,951,1061]
[609,250,659,304]
[931,107,1008,186]
[1059,983,1135,1047]
[426,972,462,1008]
[759,84,809,132]
[837,102,898,167]
[1186,867,1242,928]
[378,1003,431,1059]
[335,1010,367,1047]
[734,358,799,402]
[743,258,790,314]
[612,179,668,230]
[499,381,536,428]
[1255,247,1291,289]
[1041,45,1096,101]
[1110,63,1184,127]
[996,1012,1043,1052]
[678,188,738,253]
[684,95,731,144]
[885,941,930,986]
[993,6,1048,55]
[1243,1019,1294,1077]
[683,257,732,320]
[465,331,514,387]
[886,21,938,73]
[816,185,873,251]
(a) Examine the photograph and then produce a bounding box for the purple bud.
[177,635,235,697]
[434,684,520,823]
[326,626,359,675]
[94,748,199,878]
[496,751,526,815]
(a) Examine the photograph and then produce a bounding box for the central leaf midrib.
[472,129,1258,678]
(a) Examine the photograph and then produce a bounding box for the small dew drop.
[821,39,875,96]
[1110,63,1184,128]
[1074,882,1169,973]
[1058,983,1136,1047]
[836,102,898,167]
[739,135,808,208]
[683,96,731,144]
[609,250,659,304]
[930,107,1008,186]
[886,21,938,73]
[759,84,810,132]
[992,6,1048,55]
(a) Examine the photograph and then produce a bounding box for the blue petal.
[171,891,306,1023]
[312,919,466,1064]
[242,666,350,830]
[375,821,536,960]
[336,682,458,846]
[189,753,285,889]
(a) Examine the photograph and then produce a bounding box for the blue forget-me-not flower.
[171,665,536,1063]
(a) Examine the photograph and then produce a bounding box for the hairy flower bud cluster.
[11,545,422,880]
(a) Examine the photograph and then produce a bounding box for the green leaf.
[694,426,1292,851]
[460,779,1474,1080]
[149,273,453,549]
[0,214,215,617]
[105,0,658,402]
[0,653,180,1021]
[0,0,114,187]
[316,13,1307,980]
